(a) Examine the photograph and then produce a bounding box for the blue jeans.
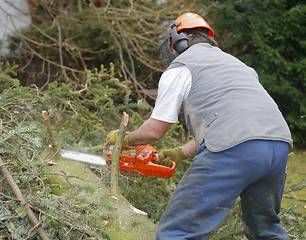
[156,140,289,240]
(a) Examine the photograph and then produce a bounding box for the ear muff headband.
[169,21,188,54]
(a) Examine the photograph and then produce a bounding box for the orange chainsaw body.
[106,144,176,178]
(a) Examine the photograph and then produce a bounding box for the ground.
[283,149,306,215]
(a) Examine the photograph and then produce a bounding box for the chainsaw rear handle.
[164,157,176,171]
[152,153,177,169]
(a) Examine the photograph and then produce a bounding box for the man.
[106,12,293,240]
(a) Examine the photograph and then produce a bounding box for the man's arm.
[181,139,197,158]
[129,118,172,146]
[129,118,198,158]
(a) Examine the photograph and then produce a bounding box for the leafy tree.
[208,0,306,147]
[5,0,190,101]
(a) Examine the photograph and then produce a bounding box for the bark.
[110,112,129,198]
[42,111,61,159]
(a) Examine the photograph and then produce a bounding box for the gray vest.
[167,43,293,152]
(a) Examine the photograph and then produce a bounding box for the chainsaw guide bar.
[60,149,107,166]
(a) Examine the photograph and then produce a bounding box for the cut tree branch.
[0,157,50,240]
[42,111,61,160]
[110,112,129,198]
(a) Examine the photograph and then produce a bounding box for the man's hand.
[105,130,132,148]
[155,147,186,167]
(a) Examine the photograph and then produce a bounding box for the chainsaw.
[106,144,176,178]
[59,144,176,178]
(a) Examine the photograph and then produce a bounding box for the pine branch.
[0,157,50,240]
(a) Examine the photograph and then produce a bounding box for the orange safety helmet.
[175,12,214,37]
[159,12,214,66]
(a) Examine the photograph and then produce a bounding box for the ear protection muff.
[169,21,188,54]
